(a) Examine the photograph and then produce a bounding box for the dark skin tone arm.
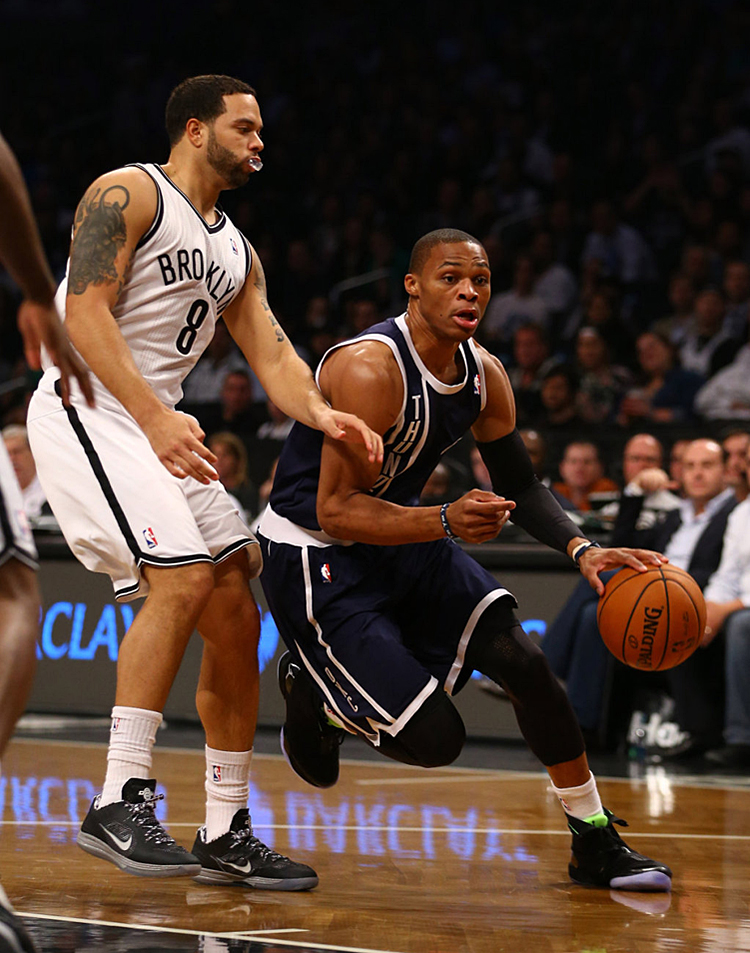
[0,132,92,406]
[317,337,665,589]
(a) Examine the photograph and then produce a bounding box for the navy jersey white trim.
[270,314,485,530]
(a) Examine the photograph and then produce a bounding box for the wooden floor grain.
[1,738,748,952]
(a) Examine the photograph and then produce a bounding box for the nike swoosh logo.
[219,859,253,875]
[103,827,133,851]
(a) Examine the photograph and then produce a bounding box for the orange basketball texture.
[596,565,706,671]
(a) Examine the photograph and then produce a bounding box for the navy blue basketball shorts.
[258,533,516,745]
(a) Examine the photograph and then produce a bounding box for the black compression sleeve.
[477,429,583,554]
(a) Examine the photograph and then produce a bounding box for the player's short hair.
[408,229,484,274]
[165,75,256,146]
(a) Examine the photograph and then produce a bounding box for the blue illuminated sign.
[37,601,280,671]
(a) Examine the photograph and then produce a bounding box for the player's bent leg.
[374,688,466,768]
[192,556,317,891]
[0,559,39,756]
[466,600,672,892]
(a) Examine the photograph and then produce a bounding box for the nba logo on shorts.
[112,717,120,732]
[230,237,239,256]
[143,527,158,549]
[212,765,221,782]
[473,373,481,396]
[320,563,332,583]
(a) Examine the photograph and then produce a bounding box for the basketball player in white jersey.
[0,130,92,953]
[26,75,382,890]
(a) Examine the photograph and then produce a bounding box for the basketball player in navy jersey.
[0,130,92,953]
[259,228,674,892]
[26,76,381,890]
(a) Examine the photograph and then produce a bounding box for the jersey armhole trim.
[241,234,252,277]
[467,339,488,411]
[124,163,165,250]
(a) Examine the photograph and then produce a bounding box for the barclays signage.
[37,601,280,669]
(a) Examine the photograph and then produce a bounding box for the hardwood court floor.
[1,736,750,953]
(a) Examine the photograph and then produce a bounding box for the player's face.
[206,94,264,189]
[406,242,491,340]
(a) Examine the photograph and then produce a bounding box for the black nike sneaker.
[567,808,672,892]
[77,777,201,877]
[278,651,344,788]
[191,809,318,890]
[0,884,37,953]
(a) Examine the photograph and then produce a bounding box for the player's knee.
[397,691,466,767]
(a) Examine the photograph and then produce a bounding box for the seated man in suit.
[543,438,736,751]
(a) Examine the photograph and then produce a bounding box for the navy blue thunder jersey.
[270,314,487,532]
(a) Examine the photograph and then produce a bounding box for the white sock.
[100,706,162,807]
[551,771,603,821]
[204,745,252,842]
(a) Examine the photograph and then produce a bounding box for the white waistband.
[258,504,353,548]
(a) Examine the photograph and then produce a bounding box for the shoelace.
[229,824,288,864]
[129,792,175,845]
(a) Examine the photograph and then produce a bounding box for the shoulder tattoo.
[252,255,285,343]
[68,185,130,296]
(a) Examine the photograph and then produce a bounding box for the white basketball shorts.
[27,374,261,601]
[0,440,37,570]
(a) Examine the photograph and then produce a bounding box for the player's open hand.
[442,490,516,544]
[143,408,219,485]
[578,545,667,596]
[18,299,95,407]
[316,408,384,464]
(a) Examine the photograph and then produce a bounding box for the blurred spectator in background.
[574,326,633,425]
[247,400,295,487]
[668,438,691,493]
[652,273,697,344]
[721,428,750,502]
[571,288,635,366]
[677,289,740,378]
[537,364,583,430]
[694,322,750,420]
[530,230,577,333]
[201,369,267,441]
[551,440,619,514]
[600,433,681,538]
[701,442,750,769]
[181,320,260,407]
[581,200,657,296]
[1,424,46,519]
[617,331,703,426]
[722,260,750,340]
[206,431,259,523]
[505,322,557,427]
[480,253,548,356]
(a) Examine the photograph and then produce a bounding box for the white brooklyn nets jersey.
[50,161,252,411]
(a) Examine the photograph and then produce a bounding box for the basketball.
[596,565,706,672]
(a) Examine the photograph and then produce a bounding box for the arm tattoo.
[253,255,285,342]
[68,185,130,296]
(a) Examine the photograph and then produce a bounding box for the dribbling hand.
[442,490,515,544]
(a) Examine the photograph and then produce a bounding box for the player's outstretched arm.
[471,347,665,591]
[64,168,217,484]
[223,249,382,463]
[0,132,93,406]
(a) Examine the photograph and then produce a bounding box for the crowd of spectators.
[1,0,750,515]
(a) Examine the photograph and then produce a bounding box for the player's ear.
[404,273,418,296]
[185,118,204,148]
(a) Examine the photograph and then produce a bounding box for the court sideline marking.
[23,912,408,953]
